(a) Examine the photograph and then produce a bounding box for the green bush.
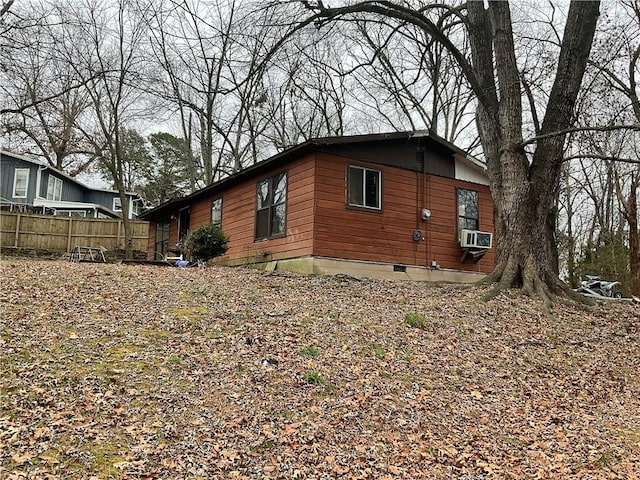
[303,371,326,386]
[405,312,428,329]
[185,224,229,262]
[299,346,320,358]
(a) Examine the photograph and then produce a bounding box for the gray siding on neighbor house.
[86,190,120,210]
[0,154,39,203]
[39,170,87,202]
[1,152,137,216]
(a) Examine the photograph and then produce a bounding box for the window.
[457,188,479,232]
[13,168,29,198]
[211,198,222,227]
[255,172,287,240]
[55,210,86,217]
[131,200,141,217]
[113,197,122,212]
[155,221,170,260]
[46,176,63,201]
[348,165,381,210]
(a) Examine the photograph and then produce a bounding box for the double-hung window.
[348,165,381,210]
[113,197,122,212]
[211,198,222,227]
[46,176,63,201]
[13,168,29,198]
[457,188,479,231]
[255,172,287,240]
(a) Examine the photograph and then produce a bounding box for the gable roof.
[0,150,141,198]
[139,131,486,221]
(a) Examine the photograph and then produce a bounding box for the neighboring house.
[0,150,143,219]
[140,131,495,282]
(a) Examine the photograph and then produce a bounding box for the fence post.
[66,217,73,252]
[14,213,21,247]
[116,220,122,249]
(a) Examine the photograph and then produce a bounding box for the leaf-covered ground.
[1,259,639,479]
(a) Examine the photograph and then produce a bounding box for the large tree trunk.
[468,1,600,306]
[484,149,566,303]
[617,172,640,296]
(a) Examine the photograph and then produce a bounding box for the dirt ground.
[1,259,639,479]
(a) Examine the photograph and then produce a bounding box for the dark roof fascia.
[310,130,476,159]
[139,142,315,220]
[139,131,484,221]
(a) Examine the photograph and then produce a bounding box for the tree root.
[481,255,594,314]
[482,257,518,301]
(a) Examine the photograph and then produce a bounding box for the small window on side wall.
[211,198,222,227]
[457,188,479,232]
[13,168,29,198]
[113,197,122,212]
[348,165,381,210]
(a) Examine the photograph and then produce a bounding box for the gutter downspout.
[35,164,47,202]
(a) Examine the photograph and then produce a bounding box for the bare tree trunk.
[614,167,640,296]
[469,1,600,306]
[563,165,578,287]
[628,180,639,295]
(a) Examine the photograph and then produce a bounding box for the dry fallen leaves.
[0,259,639,479]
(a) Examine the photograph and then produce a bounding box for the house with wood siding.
[139,132,495,282]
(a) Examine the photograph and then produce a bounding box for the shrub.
[405,312,427,329]
[303,371,326,386]
[185,224,229,262]
[299,346,320,358]
[369,343,385,358]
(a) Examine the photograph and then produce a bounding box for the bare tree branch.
[521,124,640,149]
[0,0,14,18]
[563,153,640,164]
[0,72,106,115]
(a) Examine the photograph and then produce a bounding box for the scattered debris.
[575,275,624,299]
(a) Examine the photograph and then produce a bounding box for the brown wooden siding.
[313,153,494,273]
[423,175,494,271]
[313,153,425,267]
[146,147,493,273]
[179,154,317,265]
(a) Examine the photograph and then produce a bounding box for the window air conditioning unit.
[459,229,493,249]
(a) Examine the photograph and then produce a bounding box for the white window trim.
[54,210,87,217]
[348,165,382,210]
[113,197,122,212]
[46,175,63,201]
[13,168,30,198]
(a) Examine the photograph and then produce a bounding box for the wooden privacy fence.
[0,212,149,252]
